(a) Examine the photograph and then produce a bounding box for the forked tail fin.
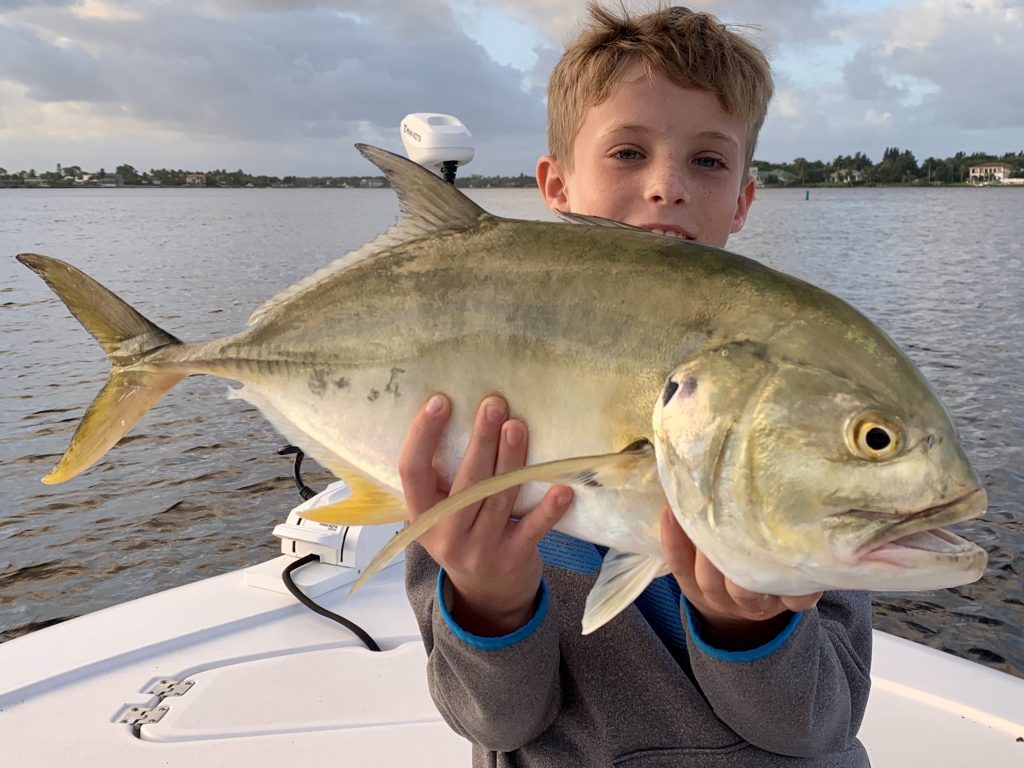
[17,253,186,483]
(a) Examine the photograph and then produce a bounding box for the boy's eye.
[612,148,644,161]
[694,155,726,169]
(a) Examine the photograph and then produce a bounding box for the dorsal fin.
[356,144,487,230]
[556,211,652,232]
[247,144,490,326]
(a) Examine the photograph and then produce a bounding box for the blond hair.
[547,3,773,169]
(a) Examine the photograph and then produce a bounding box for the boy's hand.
[399,393,573,637]
[660,508,822,650]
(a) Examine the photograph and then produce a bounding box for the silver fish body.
[18,145,987,633]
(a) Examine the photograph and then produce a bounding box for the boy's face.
[537,64,756,249]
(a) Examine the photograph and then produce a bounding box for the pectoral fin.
[348,440,657,595]
[582,549,670,634]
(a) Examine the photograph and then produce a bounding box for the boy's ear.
[536,154,570,213]
[729,174,757,234]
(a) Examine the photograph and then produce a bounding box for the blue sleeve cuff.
[436,568,550,651]
[681,595,803,663]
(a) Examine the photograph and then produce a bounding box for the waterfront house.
[757,168,797,186]
[968,162,1014,184]
[185,172,206,186]
[829,168,865,184]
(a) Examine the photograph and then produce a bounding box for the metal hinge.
[120,704,169,725]
[149,678,195,697]
[118,678,194,727]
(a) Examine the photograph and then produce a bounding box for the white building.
[829,169,865,184]
[968,162,1014,183]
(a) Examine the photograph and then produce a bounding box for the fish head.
[653,342,988,594]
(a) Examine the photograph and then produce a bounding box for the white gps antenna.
[400,113,474,184]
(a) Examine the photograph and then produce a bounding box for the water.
[1,186,1021,677]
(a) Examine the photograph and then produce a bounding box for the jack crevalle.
[18,145,987,634]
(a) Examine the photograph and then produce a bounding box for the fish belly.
[220,341,665,557]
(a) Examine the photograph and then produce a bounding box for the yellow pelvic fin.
[298,464,406,525]
[348,441,656,596]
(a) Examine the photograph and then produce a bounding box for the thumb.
[661,506,698,586]
[781,593,823,613]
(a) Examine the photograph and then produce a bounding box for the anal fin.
[296,462,406,526]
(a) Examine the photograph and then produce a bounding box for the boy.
[400,5,872,766]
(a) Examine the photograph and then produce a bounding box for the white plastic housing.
[400,113,474,172]
[246,480,405,597]
[273,480,353,565]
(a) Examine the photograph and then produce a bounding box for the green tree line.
[752,149,1024,186]
[2,150,1022,188]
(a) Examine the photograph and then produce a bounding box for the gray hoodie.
[405,532,872,767]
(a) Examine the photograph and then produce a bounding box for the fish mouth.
[825,488,987,567]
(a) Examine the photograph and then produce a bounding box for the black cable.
[277,447,380,650]
[281,553,382,652]
[278,445,317,500]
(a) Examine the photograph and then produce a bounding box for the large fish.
[18,145,987,634]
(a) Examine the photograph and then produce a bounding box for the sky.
[1,0,1022,176]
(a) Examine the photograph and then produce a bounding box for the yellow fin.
[348,441,656,595]
[299,468,406,525]
[43,370,184,484]
[18,253,187,484]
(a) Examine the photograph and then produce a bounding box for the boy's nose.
[646,166,689,206]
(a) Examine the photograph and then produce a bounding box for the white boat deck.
[1,555,1021,767]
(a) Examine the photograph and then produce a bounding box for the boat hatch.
[121,641,446,742]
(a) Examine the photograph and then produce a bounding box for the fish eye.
[865,427,890,450]
[848,413,903,461]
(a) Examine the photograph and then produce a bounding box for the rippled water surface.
[1,186,1021,677]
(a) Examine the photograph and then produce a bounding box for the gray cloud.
[890,18,1024,132]
[475,0,841,52]
[844,47,909,102]
[830,0,1024,154]
[1,0,1021,174]
[0,1,546,172]
[0,0,72,9]
[0,23,107,101]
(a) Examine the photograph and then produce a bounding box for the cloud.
[844,47,908,102]
[1,0,1021,174]
[864,108,892,127]
[0,22,107,101]
[753,0,1024,160]
[883,1,1024,132]
[0,0,73,10]
[0,0,546,173]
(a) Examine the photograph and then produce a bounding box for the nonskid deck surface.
[0,557,1021,767]
[0,559,470,767]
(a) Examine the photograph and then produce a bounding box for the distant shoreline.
[5,150,1020,189]
[3,182,1023,190]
